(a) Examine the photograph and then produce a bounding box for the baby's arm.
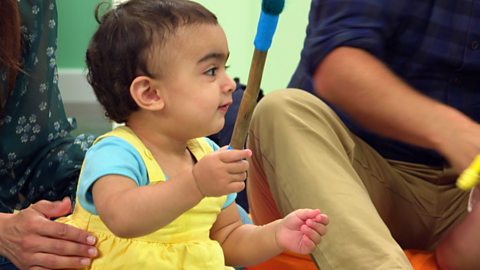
[211,204,328,267]
[91,147,251,238]
[92,172,203,238]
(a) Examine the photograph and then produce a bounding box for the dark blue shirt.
[289,0,480,166]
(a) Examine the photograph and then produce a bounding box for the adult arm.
[0,198,97,269]
[313,46,480,172]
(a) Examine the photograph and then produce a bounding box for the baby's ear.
[130,76,164,111]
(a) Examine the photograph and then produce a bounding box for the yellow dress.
[58,127,234,270]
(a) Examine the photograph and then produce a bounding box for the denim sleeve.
[303,0,411,75]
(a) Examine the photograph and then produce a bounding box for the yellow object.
[58,127,232,270]
[457,155,480,190]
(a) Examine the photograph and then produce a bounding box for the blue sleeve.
[204,137,220,151]
[223,193,237,209]
[303,0,410,75]
[77,137,148,214]
[204,137,237,209]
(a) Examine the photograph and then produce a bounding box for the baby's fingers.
[299,234,317,253]
[230,171,248,182]
[221,149,252,163]
[306,217,328,236]
[315,213,329,226]
[227,159,249,174]
[301,223,324,245]
[227,179,246,193]
[294,209,322,221]
[297,225,320,254]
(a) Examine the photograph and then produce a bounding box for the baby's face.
[149,24,236,139]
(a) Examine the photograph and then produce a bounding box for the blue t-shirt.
[77,137,236,214]
[289,0,480,166]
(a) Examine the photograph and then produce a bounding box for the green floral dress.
[0,0,95,213]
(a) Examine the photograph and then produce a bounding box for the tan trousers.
[247,89,469,270]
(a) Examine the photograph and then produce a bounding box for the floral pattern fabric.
[0,0,95,213]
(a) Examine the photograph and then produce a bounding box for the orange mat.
[246,251,316,270]
[245,249,438,270]
[405,250,438,270]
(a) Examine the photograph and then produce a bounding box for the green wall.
[57,1,311,93]
[57,0,110,69]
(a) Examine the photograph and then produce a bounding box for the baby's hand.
[276,209,328,254]
[192,146,251,197]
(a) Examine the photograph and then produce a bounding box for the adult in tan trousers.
[246,0,480,269]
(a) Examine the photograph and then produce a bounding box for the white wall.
[58,69,96,103]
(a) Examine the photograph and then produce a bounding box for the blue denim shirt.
[0,256,16,270]
[289,0,480,166]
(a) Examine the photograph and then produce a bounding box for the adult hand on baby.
[0,198,97,269]
[276,209,328,254]
[192,146,252,197]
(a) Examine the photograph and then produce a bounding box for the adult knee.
[251,88,331,124]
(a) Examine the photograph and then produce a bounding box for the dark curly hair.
[86,0,218,123]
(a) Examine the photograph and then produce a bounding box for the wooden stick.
[229,50,267,149]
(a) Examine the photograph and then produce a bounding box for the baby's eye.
[205,67,218,76]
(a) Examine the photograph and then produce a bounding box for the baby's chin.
[206,120,225,136]
[211,124,225,135]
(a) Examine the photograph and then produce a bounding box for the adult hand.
[192,146,252,197]
[436,120,480,173]
[0,197,97,270]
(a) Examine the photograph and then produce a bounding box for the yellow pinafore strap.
[60,126,233,270]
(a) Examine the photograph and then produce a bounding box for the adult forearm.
[313,46,476,154]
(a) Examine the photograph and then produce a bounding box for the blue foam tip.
[254,12,279,51]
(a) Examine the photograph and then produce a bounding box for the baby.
[59,0,329,269]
